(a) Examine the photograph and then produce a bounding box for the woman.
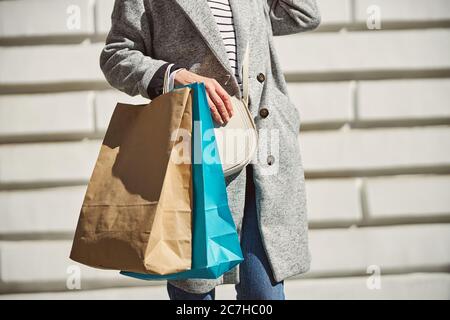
[100,0,320,300]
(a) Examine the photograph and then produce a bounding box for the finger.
[207,86,230,123]
[207,95,224,125]
[215,84,233,117]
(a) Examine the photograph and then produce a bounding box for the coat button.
[267,155,275,166]
[257,73,266,83]
[259,107,269,118]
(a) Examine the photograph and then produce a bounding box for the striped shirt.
[206,0,242,90]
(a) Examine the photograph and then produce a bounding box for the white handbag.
[163,42,258,177]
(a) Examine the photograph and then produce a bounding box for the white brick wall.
[0,0,449,300]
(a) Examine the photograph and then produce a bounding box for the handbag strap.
[163,41,250,103]
[241,41,250,106]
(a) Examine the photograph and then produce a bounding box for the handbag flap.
[214,96,258,176]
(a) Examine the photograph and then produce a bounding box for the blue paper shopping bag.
[120,82,243,280]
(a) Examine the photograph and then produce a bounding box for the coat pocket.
[271,89,301,136]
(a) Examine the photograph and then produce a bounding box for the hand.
[174,69,233,125]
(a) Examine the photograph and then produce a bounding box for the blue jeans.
[167,165,285,300]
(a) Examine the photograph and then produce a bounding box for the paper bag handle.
[163,41,250,104]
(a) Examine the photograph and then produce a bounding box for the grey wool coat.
[100,0,321,294]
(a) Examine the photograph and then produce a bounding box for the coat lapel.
[174,0,251,98]
[229,0,250,88]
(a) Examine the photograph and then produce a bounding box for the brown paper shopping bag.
[70,87,193,275]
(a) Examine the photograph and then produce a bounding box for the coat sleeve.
[99,0,183,99]
[266,0,321,36]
